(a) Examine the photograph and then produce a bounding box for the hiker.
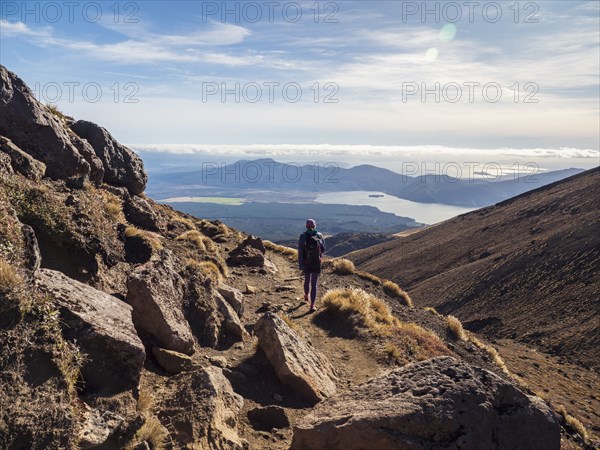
[298,219,326,312]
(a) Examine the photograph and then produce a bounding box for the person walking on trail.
[298,219,326,312]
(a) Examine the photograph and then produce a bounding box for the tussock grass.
[425,307,440,316]
[185,259,223,283]
[322,288,451,364]
[382,280,413,307]
[126,391,169,450]
[331,258,355,275]
[355,270,382,285]
[556,405,590,443]
[469,335,510,375]
[446,315,467,341]
[217,222,230,236]
[322,288,395,333]
[125,226,163,251]
[100,190,124,223]
[279,314,304,335]
[393,322,453,362]
[46,103,66,120]
[176,230,218,254]
[264,240,298,258]
[0,258,22,293]
[169,216,196,231]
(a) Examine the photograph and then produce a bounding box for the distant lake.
[315,191,476,225]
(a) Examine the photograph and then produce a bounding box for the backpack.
[303,233,322,270]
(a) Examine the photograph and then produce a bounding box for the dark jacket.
[298,230,325,272]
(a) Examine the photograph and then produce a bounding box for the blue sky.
[1,1,599,168]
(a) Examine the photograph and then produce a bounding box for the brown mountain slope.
[349,167,600,370]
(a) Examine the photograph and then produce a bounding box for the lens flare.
[440,24,457,42]
[425,48,439,61]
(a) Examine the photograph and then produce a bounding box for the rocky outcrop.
[152,347,193,374]
[290,356,561,450]
[254,313,337,404]
[34,269,146,394]
[183,275,246,347]
[126,252,195,355]
[159,367,246,449]
[0,65,90,182]
[0,136,46,181]
[214,291,247,341]
[227,235,268,267]
[123,195,164,231]
[218,283,245,317]
[78,404,124,449]
[68,131,104,184]
[71,120,147,195]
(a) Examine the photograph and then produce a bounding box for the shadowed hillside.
[349,168,600,370]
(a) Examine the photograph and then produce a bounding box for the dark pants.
[304,271,320,305]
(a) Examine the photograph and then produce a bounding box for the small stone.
[245,284,257,294]
[209,356,228,368]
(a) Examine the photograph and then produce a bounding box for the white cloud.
[0,20,50,37]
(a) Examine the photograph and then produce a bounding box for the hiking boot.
[309,304,317,312]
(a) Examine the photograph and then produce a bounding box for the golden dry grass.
[446,315,467,341]
[556,405,590,443]
[322,288,395,334]
[100,190,124,223]
[355,270,382,285]
[0,258,22,293]
[46,103,66,120]
[331,258,355,275]
[392,322,454,362]
[124,226,163,251]
[322,288,451,365]
[279,314,304,335]
[263,240,298,258]
[185,259,223,283]
[176,230,218,254]
[217,222,230,236]
[469,335,510,375]
[425,307,440,316]
[125,391,169,450]
[382,280,413,307]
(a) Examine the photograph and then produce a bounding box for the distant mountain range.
[147,158,584,208]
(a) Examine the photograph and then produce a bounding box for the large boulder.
[0,135,46,181]
[0,65,90,181]
[123,195,164,231]
[184,279,246,347]
[254,312,337,404]
[68,131,104,184]
[71,120,147,195]
[34,269,145,394]
[227,235,267,267]
[159,366,246,449]
[126,252,195,355]
[290,356,561,450]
